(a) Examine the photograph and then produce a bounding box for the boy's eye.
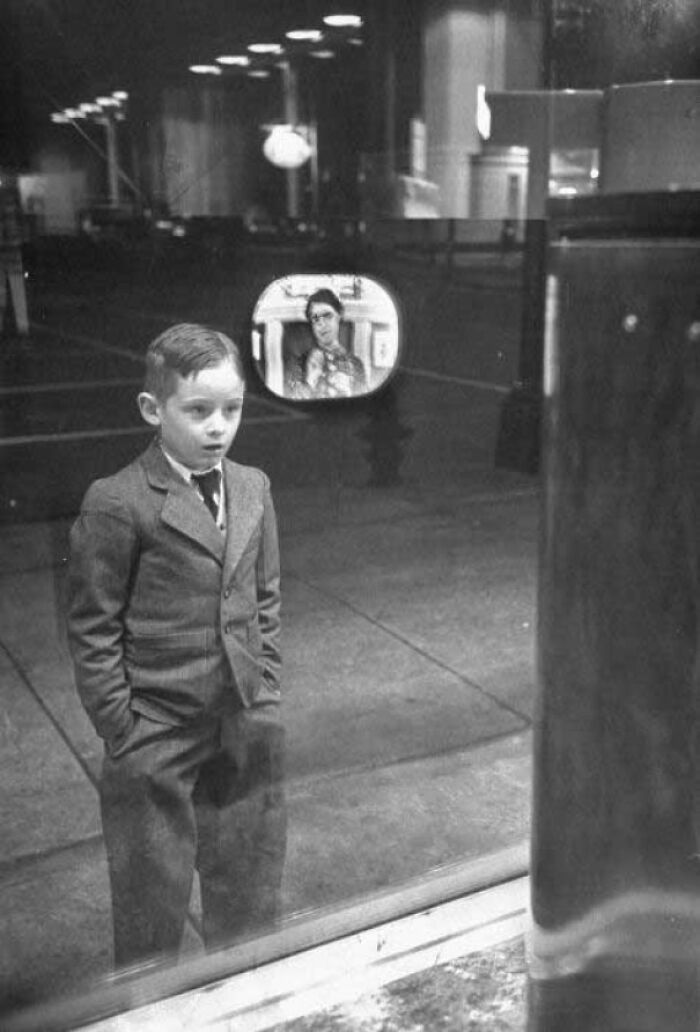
[189,405,207,416]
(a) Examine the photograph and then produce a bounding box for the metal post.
[309,119,319,223]
[494,99,551,473]
[281,61,301,219]
[102,115,120,207]
[494,0,555,473]
[383,0,397,204]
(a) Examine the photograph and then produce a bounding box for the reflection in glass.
[63,323,287,976]
[101,707,286,966]
[251,274,400,401]
[1,224,533,1027]
[357,383,415,487]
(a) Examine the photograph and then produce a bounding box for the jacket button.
[223,588,230,598]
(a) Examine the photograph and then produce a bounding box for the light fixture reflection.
[216,55,251,66]
[476,84,491,140]
[286,29,323,42]
[263,125,312,168]
[323,14,363,29]
[248,43,283,54]
[189,64,223,75]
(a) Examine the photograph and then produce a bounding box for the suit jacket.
[67,440,281,744]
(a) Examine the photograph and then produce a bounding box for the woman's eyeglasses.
[309,310,337,325]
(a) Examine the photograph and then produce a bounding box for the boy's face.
[139,359,245,471]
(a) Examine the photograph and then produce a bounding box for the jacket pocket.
[124,629,227,718]
[125,629,210,678]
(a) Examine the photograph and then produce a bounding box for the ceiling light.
[216,55,250,66]
[286,29,323,42]
[263,126,312,169]
[51,113,70,124]
[63,108,84,119]
[97,96,120,106]
[248,43,282,54]
[112,91,128,101]
[189,64,223,75]
[310,49,335,59]
[323,14,363,29]
[248,69,271,79]
[79,103,101,114]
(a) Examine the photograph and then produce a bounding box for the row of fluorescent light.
[51,91,128,125]
[49,12,363,122]
[190,12,363,78]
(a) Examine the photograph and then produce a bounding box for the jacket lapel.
[142,441,226,564]
[222,461,263,579]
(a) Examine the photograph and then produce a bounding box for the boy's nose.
[208,414,227,436]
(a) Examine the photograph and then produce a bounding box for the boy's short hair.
[144,323,245,400]
[305,288,343,323]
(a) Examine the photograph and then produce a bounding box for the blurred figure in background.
[0,172,29,336]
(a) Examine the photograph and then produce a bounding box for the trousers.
[99,704,287,969]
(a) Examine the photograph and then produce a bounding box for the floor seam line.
[0,638,99,789]
[283,727,533,791]
[0,834,104,881]
[283,572,532,726]
[279,491,538,540]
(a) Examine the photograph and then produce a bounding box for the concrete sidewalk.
[0,470,536,1020]
[0,247,535,1026]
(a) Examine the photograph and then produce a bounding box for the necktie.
[192,469,221,521]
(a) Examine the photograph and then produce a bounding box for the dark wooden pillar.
[529,192,700,1030]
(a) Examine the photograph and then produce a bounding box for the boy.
[67,323,285,968]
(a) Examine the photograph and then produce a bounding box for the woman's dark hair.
[305,288,343,323]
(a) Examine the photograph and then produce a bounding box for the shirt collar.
[160,445,222,485]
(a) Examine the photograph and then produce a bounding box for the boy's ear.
[138,392,162,427]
